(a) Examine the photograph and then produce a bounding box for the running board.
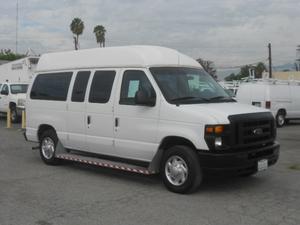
[55,153,156,175]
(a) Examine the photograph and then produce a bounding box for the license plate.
[257,159,268,171]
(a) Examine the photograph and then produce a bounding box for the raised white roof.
[36,45,201,72]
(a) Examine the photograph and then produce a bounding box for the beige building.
[273,71,300,80]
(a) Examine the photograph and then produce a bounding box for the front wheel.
[161,146,202,194]
[39,129,60,165]
[276,111,285,127]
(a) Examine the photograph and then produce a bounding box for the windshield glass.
[150,67,234,104]
[10,84,28,94]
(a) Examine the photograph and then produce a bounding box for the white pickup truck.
[0,82,28,123]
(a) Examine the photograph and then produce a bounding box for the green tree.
[224,73,237,81]
[0,49,25,61]
[255,62,267,78]
[70,18,84,50]
[93,25,106,48]
[196,58,217,79]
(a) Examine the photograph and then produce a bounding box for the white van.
[25,46,279,193]
[0,82,28,122]
[236,79,300,127]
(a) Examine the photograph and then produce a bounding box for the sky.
[0,0,300,69]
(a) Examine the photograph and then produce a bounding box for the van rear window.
[30,72,73,101]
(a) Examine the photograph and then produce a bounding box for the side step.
[55,153,156,175]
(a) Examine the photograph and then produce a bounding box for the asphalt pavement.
[0,117,299,225]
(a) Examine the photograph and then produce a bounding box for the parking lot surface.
[0,118,299,225]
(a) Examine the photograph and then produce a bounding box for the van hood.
[161,102,270,124]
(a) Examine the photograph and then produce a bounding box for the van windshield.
[10,84,28,94]
[150,67,234,104]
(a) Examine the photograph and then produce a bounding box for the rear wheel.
[276,111,285,127]
[161,145,202,194]
[39,129,60,165]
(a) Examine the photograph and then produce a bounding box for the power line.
[16,0,19,54]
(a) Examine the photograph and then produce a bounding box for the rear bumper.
[197,142,280,176]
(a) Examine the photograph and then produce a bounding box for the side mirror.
[135,90,155,106]
[0,90,8,95]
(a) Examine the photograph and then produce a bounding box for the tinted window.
[30,72,73,101]
[71,71,91,102]
[120,70,156,105]
[89,71,116,103]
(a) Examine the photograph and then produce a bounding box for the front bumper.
[197,142,280,176]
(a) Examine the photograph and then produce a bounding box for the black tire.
[276,111,285,127]
[10,107,19,123]
[161,145,202,194]
[39,129,60,165]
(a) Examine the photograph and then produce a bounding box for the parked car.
[236,79,300,127]
[0,82,28,123]
[25,46,280,193]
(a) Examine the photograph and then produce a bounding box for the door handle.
[87,115,91,125]
[115,117,119,127]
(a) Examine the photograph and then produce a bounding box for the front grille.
[228,112,276,150]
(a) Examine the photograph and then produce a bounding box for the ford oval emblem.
[253,128,263,135]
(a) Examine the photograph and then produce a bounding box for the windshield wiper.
[170,96,197,101]
[170,96,209,103]
[207,96,235,101]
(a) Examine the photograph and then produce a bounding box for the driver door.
[113,69,160,161]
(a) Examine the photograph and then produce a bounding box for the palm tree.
[93,25,106,48]
[70,18,84,50]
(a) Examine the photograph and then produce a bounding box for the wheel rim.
[165,155,188,186]
[277,114,285,126]
[41,137,55,159]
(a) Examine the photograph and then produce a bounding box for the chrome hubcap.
[278,115,285,126]
[41,137,55,159]
[165,156,188,186]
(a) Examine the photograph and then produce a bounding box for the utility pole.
[268,43,272,78]
[16,0,19,54]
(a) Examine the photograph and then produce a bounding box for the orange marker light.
[205,127,214,133]
[214,125,224,134]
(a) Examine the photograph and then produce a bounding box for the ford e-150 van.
[236,79,300,127]
[25,46,279,193]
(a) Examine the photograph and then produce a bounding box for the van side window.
[120,70,156,105]
[71,71,91,102]
[30,72,72,101]
[89,71,116,103]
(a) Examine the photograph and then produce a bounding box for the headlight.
[214,137,222,147]
[204,124,229,150]
[17,99,26,107]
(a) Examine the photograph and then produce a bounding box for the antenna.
[16,0,19,54]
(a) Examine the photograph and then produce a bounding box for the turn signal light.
[205,125,225,134]
[215,126,224,134]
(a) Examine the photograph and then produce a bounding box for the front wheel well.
[149,136,197,173]
[277,108,286,116]
[159,136,197,151]
[9,102,16,109]
[38,124,56,141]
